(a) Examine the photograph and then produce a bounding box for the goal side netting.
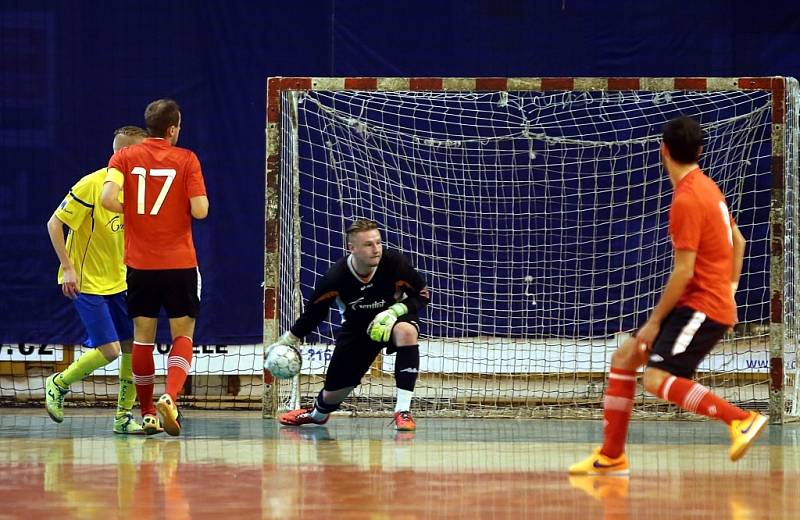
[264,77,799,422]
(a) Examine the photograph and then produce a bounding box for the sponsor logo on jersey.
[346,297,386,310]
[107,215,123,232]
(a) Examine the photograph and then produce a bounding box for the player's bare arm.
[46,213,80,299]
[730,223,746,296]
[636,248,696,347]
[190,195,209,219]
[100,179,123,213]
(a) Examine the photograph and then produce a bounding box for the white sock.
[310,408,329,422]
[394,388,413,413]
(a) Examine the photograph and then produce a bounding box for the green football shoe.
[44,373,69,423]
[113,412,146,435]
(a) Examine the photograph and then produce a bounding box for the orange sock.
[657,375,749,424]
[600,368,637,458]
[132,342,156,416]
[165,336,193,401]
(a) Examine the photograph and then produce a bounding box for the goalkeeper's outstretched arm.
[268,284,338,353]
[277,277,339,345]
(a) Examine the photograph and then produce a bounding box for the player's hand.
[367,303,408,342]
[266,331,300,356]
[635,319,660,350]
[61,266,80,299]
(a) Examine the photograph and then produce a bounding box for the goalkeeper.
[274,219,430,431]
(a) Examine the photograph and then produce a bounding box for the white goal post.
[264,76,799,423]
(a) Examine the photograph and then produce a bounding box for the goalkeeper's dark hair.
[662,116,703,164]
[144,99,180,137]
[113,125,148,138]
[346,219,380,241]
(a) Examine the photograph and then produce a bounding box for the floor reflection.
[0,410,796,519]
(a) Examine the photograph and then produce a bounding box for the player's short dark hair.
[144,99,180,137]
[662,116,703,164]
[346,219,380,241]
[113,125,148,138]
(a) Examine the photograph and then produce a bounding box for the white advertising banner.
[2,340,795,376]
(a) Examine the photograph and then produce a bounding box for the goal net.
[264,77,799,422]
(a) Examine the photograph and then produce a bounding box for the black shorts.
[646,306,729,378]
[126,266,201,319]
[324,315,419,391]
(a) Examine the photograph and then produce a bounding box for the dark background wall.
[1,0,798,344]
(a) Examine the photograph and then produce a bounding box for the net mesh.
[271,83,799,419]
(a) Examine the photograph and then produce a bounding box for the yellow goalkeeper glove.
[367,303,408,342]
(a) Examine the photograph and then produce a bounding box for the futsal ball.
[265,344,302,379]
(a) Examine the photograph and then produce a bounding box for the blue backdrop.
[1,0,798,344]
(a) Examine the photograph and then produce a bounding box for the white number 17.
[132,167,176,215]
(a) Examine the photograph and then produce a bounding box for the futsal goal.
[3,77,795,421]
[264,76,799,424]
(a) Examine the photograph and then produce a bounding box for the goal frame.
[263,76,798,423]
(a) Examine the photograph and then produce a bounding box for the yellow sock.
[116,352,136,416]
[57,348,112,387]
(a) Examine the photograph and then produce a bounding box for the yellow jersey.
[55,168,126,295]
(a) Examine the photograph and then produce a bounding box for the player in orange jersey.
[570,116,766,476]
[101,99,209,436]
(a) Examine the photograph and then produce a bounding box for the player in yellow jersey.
[45,126,150,434]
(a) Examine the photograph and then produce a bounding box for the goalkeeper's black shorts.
[324,315,419,391]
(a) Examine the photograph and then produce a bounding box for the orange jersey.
[107,138,206,269]
[669,168,736,325]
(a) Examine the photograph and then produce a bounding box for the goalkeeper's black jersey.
[290,249,429,338]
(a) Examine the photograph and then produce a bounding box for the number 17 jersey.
[106,138,207,270]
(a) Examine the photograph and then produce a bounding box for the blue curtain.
[1,0,798,344]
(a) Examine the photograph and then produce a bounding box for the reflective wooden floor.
[0,409,797,519]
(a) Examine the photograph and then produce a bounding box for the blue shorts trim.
[73,292,133,348]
